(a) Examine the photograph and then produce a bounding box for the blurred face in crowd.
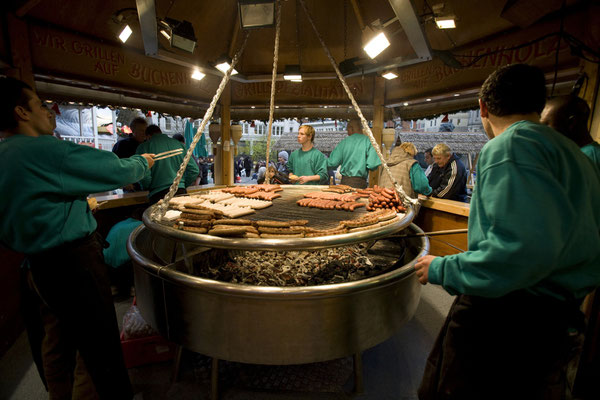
[425,151,433,165]
[132,121,148,143]
[433,153,451,168]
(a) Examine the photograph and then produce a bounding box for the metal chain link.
[297,0,417,205]
[265,0,282,185]
[150,31,252,221]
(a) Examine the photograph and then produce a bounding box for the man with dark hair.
[415,64,600,399]
[541,95,600,169]
[136,124,199,204]
[112,116,148,158]
[0,77,155,399]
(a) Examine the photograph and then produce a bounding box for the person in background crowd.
[424,147,434,177]
[379,142,432,198]
[414,64,600,400]
[276,151,289,174]
[112,117,147,159]
[136,124,199,205]
[541,95,600,169]
[0,77,155,399]
[427,143,468,202]
[173,133,205,186]
[287,125,328,185]
[244,156,252,178]
[326,118,381,188]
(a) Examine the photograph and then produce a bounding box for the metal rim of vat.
[142,203,416,252]
[127,223,429,299]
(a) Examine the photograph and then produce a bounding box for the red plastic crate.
[120,331,177,368]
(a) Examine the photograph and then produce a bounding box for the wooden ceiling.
[2,0,593,118]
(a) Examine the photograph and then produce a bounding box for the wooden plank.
[414,205,468,256]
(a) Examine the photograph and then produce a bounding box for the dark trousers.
[419,292,581,400]
[23,233,133,400]
[340,175,368,189]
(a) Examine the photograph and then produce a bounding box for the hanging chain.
[298,0,417,205]
[265,0,282,184]
[150,31,252,221]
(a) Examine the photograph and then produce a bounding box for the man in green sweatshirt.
[327,118,381,188]
[414,65,600,399]
[0,77,155,399]
[287,125,328,185]
[136,124,199,204]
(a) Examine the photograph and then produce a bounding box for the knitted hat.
[278,151,289,161]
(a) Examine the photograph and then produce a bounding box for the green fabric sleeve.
[410,163,432,195]
[314,150,329,184]
[327,145,342,170]
[366,142,382,171]
[183,157,200,187]
[59,144,149,196]
[428,159,576,298]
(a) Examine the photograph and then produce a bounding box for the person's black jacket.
[428,154,468,202]
[112,136,140,159]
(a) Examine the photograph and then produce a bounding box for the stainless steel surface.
[128,223,429,365]
[143,184,416,251]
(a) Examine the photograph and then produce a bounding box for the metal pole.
[92,106,98,149]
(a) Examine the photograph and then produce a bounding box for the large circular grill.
[128,212,428,365]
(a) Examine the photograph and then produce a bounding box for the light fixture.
[161,18,197,53]
[362,27,390,59]
[283,65,302,81]
[119,25,133,43]
[435,17,456,29]
[382,71,398,80]
[403,102,409,106]
[238,0,275,29]
[191,70,205,81]
[453,93,460,97]
[426,98,432,102]
[215,56,238,75]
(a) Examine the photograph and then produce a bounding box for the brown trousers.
[419,292,581,400]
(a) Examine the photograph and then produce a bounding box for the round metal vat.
[128,224,429,365]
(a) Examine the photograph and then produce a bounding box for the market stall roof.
[1,0,595,119]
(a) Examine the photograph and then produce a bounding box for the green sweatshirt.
[327,134,381,179]
[287,147,328,185]
[136,133,199,197]
[0,135,149,254]
[581,142,600,170]
[410,163,432,195]
[429,121,600,301]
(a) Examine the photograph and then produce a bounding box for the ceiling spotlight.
[119,25,133,43]
[435,17,456,29]
[161,18,197,53]
[191,70,205,80]
[426,98,432,102]
[283,65,302,81]
[238,0,275,29]
[362,27,390,59]
[251,106,256,109]
[453,93,460,97]
[215,56,238,75]
[382,71,398,80]
[403,102,409,106]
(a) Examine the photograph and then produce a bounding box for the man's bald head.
[541,95,591,146]
[347,119,363,135]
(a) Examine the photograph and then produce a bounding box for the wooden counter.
[414,196,469,256]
